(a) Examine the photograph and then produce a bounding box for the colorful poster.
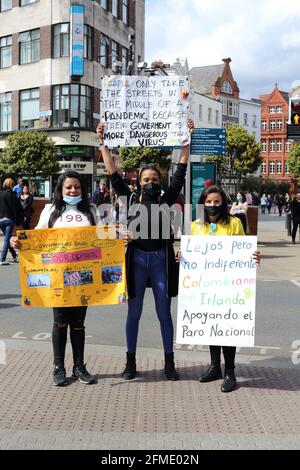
[18,226,126,308]
[176,236,257,347]
[101,75,190,147]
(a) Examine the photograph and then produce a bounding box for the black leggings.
[52,306,87,367]
[292,217,300,242]
[210,345,236,370]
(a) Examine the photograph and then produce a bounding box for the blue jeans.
[0,218,17,262]
[126,248,173,353]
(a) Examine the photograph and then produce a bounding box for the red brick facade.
[259,86,291,182]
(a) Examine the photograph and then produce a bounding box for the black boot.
[122,352,136,380]
[199,364,222,382]
[164,352,179,381]
[221,369,236,392]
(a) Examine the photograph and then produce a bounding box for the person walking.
[20,184,34,229]
[96,119,194,381]
[190,185,260,392]
[290,192,300,244]
[0,178,24,265]
[260,194,267,214]
[230,192,249,233]
[11,171,101,386]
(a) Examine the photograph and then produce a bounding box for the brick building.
[259,85,292,183]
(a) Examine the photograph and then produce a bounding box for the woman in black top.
[97,120,194,381]
[20,184,34,229]
[0,178,23,265]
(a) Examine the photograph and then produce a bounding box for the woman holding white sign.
[190,185,260,392]
[97,119,194,381]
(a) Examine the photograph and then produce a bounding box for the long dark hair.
[48,171,96,228]
[198,185,231,225]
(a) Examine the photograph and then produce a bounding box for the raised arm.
[178,118,194,164]
[96,122,117,175]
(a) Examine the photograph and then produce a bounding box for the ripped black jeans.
[52,306,87,367]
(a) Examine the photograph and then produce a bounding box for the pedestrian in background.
[13,176,23,196]
[230,192,249,234]
[97,119,194,381]
[0,178,23,266]
[20,184,34,229]
[189,185,260,392]
[290,192,300,244]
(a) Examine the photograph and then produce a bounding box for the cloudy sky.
[145,0,300,99]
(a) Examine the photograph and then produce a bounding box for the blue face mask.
[63,195,82,206]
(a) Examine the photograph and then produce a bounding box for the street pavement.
[0,212,299,450]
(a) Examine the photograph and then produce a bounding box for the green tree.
[239,175,262,193]
[226,124,261,187]
[288,144,300,183]
[0,131,60,177]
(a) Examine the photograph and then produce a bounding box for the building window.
[261,161,266,174]
[208,107,212,122]
[100,0,108,9]
[215,109,219,125]
[121,46,128,74]
[20,0,39,5]
[52,84,92,128]
[112,0,118,18]
[122,0,128,25]
[276,106,282,113]
[243,113,248,125]
[228,101,238,117]
[269,161,275,174]
[269,120,276,130]
[220,98,227,115]
[261,140,267,152]
[0,92,12,132]
[276,120,282,129]
[53,23,69,58]
[277,140,282,152]
[199,104,202,120]
[276,161,282,174]
[84,24,92,60]
[19,29,40,64]
[111,40,118,69]
[270,140,276,152]
[252,115,257,127]
[0,0,12,11]
[261,120,267,130]
[20,88,40,129]
[99,34,110,67]
[286,140,292,152]
[221,81,232,94]
[285,162,289,174]
[0,35,12,68]
[269,106,276,114]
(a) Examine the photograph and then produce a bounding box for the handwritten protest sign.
[176,236,257,347]
[17,226,126,308]
[101,75,190,147]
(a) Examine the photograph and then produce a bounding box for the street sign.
[191,128,226,156]
[286,124,300,141]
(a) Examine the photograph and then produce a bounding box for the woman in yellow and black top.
[190,185,260,392]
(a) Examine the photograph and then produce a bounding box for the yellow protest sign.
[17,226,126,308]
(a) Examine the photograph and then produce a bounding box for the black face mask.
[205,205,222,217]
[142,182,161,200]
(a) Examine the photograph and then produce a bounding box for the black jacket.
[290,199,300,218]
[110,163,187,299]
[0,189,24,225]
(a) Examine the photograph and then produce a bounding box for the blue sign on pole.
[191,128,226,156]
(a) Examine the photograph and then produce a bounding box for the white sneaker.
[0,261,9,266]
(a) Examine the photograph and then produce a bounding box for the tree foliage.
[288,144,300,183]
[0,131,60,177]
[118,146,172,172]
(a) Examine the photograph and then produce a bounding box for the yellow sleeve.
[231,217,245,235]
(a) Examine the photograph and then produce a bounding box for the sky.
[145,0,300,99]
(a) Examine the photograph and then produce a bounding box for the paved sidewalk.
[0,215,299,450]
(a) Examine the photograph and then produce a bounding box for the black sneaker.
[72,364,95,384]
[53,365,68,386]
